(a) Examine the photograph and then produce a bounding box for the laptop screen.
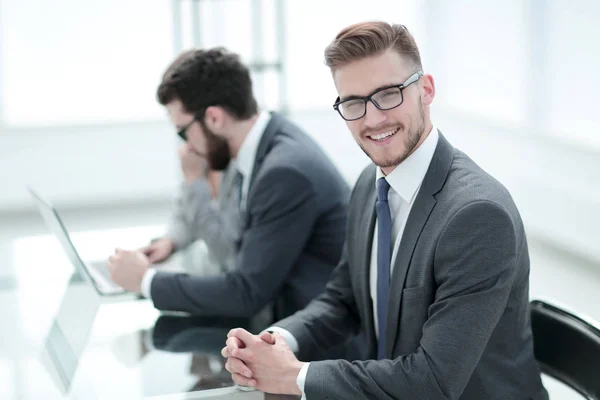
[27,187,122,296]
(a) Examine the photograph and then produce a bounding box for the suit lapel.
[384,132,455,356]
[242,112,283,229]
[384,191,436,356]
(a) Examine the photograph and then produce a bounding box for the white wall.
[0,120,179,210]
[0,0,599,266]
[1,107,599,265]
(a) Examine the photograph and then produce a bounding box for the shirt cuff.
[141,268,158,299]
[297,362,310,399]
[265,326,300,353]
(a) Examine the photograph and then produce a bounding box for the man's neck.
[228,113,260,158]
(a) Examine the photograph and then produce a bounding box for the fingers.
[221,346,241,359]
[109,248,132,264]
[221,346,232,358]
[231,373,257,388]
[259,331,276,344]
[226,336,244,349]
[225,357,253,379]
[139,245,152,255]
[146,252,161,264]
[227,328,255,345]
[225,336,246,357]
[178,144,188,157]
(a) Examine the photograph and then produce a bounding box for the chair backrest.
[530,300,600,400]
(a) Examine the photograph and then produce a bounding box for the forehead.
[333,49,412,98]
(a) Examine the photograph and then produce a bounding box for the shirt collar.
[375,125,439,203]
[235,110,271,179]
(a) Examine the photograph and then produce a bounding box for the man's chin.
[369,154,406,171]
[208,157,231,171]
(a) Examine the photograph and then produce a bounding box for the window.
[429,0,528,125]
[545,1,600,146]
[283,0,421,111]
[0,0,173,126]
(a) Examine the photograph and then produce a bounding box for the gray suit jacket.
[151,113,350,322]
[275,133,549,399]
[166,161,243,272]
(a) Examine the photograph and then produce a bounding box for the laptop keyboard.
[87,260,116,285]
[91,261,112,280]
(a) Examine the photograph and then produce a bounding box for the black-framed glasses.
[333,71,424,121]
[176,111,205,141]
[177,120,194,141]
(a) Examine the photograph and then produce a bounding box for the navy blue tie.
[376,177,392,360]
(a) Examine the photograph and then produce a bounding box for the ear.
[203,106,227,131]
[421,74,435,106]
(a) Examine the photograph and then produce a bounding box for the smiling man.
[222,21,549,400]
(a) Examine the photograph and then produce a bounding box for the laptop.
[28,186,130,296]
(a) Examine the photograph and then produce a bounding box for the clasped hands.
[221,328,305,396]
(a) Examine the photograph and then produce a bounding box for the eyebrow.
[339,82,399,102]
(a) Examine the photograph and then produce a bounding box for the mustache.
[360,124,403,137]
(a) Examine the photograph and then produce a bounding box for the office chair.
[530,300,600,400]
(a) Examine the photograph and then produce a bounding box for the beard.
[200,121,231,171]
[359,100,426,169]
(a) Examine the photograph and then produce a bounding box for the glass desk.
[0,226,298,399]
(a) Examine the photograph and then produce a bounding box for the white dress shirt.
[141,111,272,299]
[273,126,439,399]
[233,110,272,210]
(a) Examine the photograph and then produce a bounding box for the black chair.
[530,300,600,399]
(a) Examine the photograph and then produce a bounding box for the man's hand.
[207,170,222,199]
[107,249,150,293]
[179,143,206,184]
[139,237,175,264]
[221,328,304,395]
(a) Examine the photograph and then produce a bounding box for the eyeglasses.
[177,120,194,141]
[176,111,205,141]
[333,71,424,121]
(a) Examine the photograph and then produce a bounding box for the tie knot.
[376,177,390,201]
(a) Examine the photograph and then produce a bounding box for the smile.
[367,128,398,142]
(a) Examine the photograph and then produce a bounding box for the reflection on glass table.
[40,269,293,399]
[136,315,256,393]
[136,314,301,399]
[6,216,299,399]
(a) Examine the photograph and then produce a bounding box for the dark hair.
[157,47,258,119]
[325,21,422,71]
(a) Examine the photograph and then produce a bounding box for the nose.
[363,101,386,128]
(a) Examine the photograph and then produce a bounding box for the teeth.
[370,129,397,140]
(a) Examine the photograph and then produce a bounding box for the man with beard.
[221,21,549,400]
[107,48,351,330]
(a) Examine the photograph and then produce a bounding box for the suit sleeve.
[302,201,519,400]
[273,244,361,361]
[150,167,320,317]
